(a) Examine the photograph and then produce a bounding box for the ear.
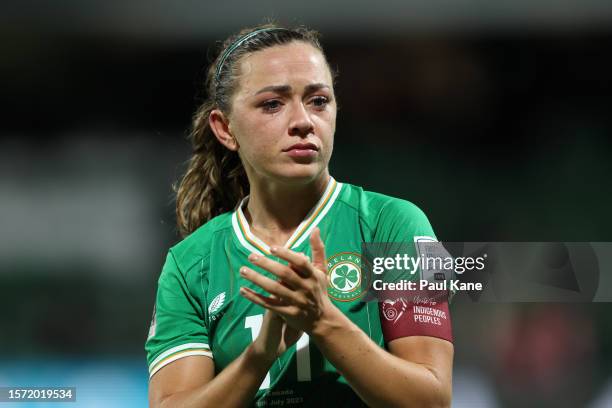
[209,109,239,151]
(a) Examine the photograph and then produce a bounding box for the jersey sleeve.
[373,199,453,344]
[372,199,436,243]
[145,250,212,378]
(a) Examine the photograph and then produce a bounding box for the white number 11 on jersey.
[245,314,311,390]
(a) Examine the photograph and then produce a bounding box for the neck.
[244,172,331,247]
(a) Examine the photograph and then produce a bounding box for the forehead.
[236,42,331,93]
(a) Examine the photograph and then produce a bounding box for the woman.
[146,24,454,407]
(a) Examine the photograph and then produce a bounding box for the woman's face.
[227,41,336,184]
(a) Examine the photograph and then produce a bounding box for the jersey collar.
[231,177,343,255]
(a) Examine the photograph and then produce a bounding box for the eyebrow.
[254,83,330,96]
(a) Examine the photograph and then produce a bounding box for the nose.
[288,102,314,138]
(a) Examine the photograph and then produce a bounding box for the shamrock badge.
[327,253,364,302]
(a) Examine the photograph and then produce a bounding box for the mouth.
[283,142,319,159]
[282,143,319,152]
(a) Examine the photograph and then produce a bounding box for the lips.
[282,142,319,152]
[283,142,319,160]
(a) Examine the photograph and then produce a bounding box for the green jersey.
[145,177,441,407]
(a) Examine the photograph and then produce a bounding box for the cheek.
[235,119,283,164]
[315,111,336,142]
[251,120,286,156]
[233,111,281,145]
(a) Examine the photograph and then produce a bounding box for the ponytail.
[174,101,248,238]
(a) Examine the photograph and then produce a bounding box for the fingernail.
[240,267,247,276]
[270,246,278,253]
[248,253,259,262]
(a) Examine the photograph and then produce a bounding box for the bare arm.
[311,307,453,408]
[149,345,272,408]
[149,311,302,408]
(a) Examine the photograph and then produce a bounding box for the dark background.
[1,1,611,406]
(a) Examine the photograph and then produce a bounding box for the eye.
[310,96,329,109]
[261,100,282,112]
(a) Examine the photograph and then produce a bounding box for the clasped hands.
[240,227,338,360]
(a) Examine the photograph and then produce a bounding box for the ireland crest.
[326,252,364,301]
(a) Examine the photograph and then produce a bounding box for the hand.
[239,227,336,334]
[251,309,303,363]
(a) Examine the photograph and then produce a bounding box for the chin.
[268,164,325,184]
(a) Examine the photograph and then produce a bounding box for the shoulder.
[338,182,430,224]
[337,182,435,241]
[168,211,234,273]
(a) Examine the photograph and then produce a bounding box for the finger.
[240,267,303,304]
[240,286,296,315]
[248,253,306,289]
[268,293,290,307]
[240,286,284,306]
[269,246,313,278]
[310,227,327,272]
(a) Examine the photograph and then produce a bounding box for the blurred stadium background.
[1,1,611,406]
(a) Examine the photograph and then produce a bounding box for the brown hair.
[174,23,331,238]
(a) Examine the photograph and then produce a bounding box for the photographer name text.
[373,279,482,291]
